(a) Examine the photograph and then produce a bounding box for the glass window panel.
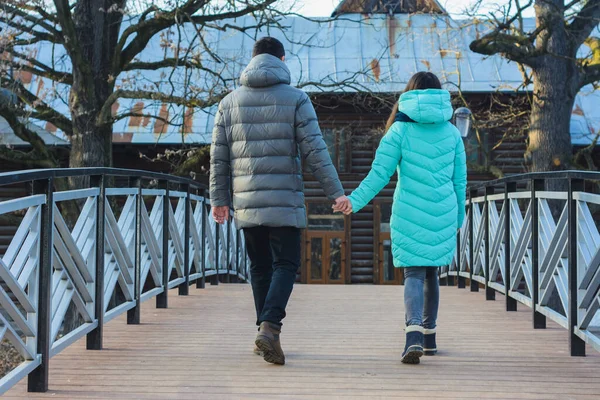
[323,128,336,163]
[329,237,342,281]
[308,203,345,231]
[380,203,392,233]
[339,129,347,172]
[310,238,323,280]
[383,239,395,281]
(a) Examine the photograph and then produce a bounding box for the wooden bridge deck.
[5,284,600,400]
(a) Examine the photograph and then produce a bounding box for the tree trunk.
[69,120,112,169]
[526,0,579,174]
[67,0,123,173]
[526,65,576,173]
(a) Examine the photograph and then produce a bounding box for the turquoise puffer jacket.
[348,89,467,267]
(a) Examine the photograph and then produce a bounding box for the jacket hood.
[398,89,453,124]
[239,54,291,88]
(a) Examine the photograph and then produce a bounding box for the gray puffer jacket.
[210,54,344,229]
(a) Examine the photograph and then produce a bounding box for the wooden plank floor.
[5,284,600,399]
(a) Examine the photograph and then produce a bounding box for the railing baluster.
[212,205,220,286]
[531,178,547,329]
[469,188,478,292]
[179,184,191,295]
[127,178,142,325]
[458,198,469,290]
[197,191,207,289]
[28,178,53,392]
[157,180,169,308]
[226,218,231,283]
[505,182,518,312]
[236,227,241,283]
[87,175,105,350]
[485,186,495,300]
[568,178,586,356]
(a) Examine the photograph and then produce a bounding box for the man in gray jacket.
[210,37,345,365]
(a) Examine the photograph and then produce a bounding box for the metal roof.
[9,14,600,145]
[0,116,69,146]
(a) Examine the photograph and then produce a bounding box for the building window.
[322,128,348,173]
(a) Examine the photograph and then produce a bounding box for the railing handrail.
[443,172,600,358]
[469,170,600,190]
[0,168,245,395]
[0,167,207,189]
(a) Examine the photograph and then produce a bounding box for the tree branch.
[114,0,207,74]
[581,63,600,86]
[1,78,73,134]
[567,0,600,48]
[470,31,540,67]
[1,4,62,38]
[0,105,60,168]
[2,49,73,84]
[97,89,226,124]
[52,0,90,77]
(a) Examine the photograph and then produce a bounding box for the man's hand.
[332,196,352,215]
[212,206,230,224]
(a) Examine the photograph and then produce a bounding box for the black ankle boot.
[423,328,437,356]
[401,326,424,364]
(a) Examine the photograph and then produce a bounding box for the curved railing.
[441,170,600,356]
[0,168,248,394]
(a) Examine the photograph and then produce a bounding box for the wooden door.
[306,232,346,284]
[303,202,348,284]
[374,201,403,285]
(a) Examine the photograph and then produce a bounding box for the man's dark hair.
[252,37,285,59]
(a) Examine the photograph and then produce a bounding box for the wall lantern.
[453,107,472,138]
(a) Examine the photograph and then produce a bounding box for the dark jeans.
[243,226,301,327]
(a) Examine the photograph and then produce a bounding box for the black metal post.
[28,178,53,392]
[568,178,586,356]
[87,175,105,350]
[531,179,546,329]
[485,186,495,300]
[449,231,458,287]
[157,180,169,308]
[179,184,191,295]
[226,217,231,283]
[197,195,207,289]
[504,182,518,312]
[469,188,479,292]
[458,202,467,289]
[236,228,241,283]
[127,178,142,325]
[212,205,220,286]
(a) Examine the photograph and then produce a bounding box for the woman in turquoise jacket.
[334,72,467,364]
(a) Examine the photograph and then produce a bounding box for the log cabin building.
[2,0,600,285]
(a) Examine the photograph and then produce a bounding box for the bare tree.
[468,0,600,172]
[0,0,288,170]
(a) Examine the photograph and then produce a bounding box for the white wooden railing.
[0,168,248,394]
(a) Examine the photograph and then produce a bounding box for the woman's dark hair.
[252,37,285,59]
[385,72,442,131]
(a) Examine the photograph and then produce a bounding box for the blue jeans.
[243,226,301,327]
[403,267,439,329]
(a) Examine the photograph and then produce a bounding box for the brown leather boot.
[255,322,285,365]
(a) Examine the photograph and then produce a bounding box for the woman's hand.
[333,196,353,215]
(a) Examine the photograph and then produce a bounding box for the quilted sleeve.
[295,93,344,200]
[453,135,467,227]
[209,105,231,207]
[348,123,403,212]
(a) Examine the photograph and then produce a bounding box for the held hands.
[212,206,230,224]
[332,196,353,215]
